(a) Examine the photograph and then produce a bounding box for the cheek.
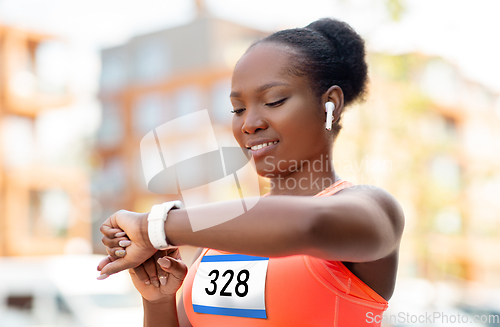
[274,102,325,163]
[280,100,322,139]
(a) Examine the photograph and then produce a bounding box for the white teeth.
[250,141,278,151]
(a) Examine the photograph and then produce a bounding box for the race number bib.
[192,254,269,319]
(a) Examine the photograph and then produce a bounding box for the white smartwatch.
[147,201,183,250]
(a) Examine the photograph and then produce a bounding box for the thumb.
[157,257,171,268]
[98,258,132,279]
[157,257,188,280]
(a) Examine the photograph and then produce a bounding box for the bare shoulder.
[339,184,405,235]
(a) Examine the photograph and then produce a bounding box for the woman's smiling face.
[231,42,331,178]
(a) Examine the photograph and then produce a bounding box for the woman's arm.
[166,186,404,261]
[142,247,204,327]
[125,249,188,327]
[143,296,178,327]
[99,185,404,276]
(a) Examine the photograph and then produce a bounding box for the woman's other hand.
[129,248,188,303]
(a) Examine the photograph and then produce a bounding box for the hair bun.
[306,18,368,104]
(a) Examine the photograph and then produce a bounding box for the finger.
[118,239,132,247]
[157,256,188,282]
[100,223,127,239]
[153,252,169,286]
[99,257,135,277]
[97,255,121,279]
[165,247,180,259]
[143,257,160,288]
[105,246,127,258]
[101,235,131,248]
[133,265,151,285]
[172,248,182,260]
[97,255,114,272]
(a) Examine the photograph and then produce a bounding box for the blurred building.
[0,25,91,256]
[94,16,267,250]
[336,52,500,287]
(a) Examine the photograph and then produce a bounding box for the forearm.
[101,186,401,276]
[161,196,322,258]
[143,296,179,327]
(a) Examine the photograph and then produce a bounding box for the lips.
[245,139,279,149]
[247,140,279,158]
[247,140,278,151]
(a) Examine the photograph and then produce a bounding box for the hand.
[129,248,188,303]
[100,227,131,258]
[98,210,157,278]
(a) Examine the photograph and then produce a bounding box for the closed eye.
[231,108,246,115]
[265,98,287,107]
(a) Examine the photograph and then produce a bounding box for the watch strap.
[147,201,182,250]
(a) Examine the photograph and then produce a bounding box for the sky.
[1,0,499,92]
[0,0,499,140]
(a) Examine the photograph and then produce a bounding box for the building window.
[10,71,37,98]
[0,115,35,168]
[434,209,462,234]
[135,154,150,192]
[100,49,128,91]
[430,155,461,190]
[431,114,458,144]
[35,41,68,95]
[463,122,495,158]
[134,39,170,83]
[29,189,71,238]
[174,85,203,129]
[211,79,232,124]
[133,93,166,136]
[98,102,124,148]
[98,156,126,197]
[7,295,33,311]
[9,40,36,97]
[495,97,500,119]
[441,116,458,139]
[419,60,460,107]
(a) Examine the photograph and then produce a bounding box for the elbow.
[301,206,347,259]
[296,203,329,255]
[303,205,398,262]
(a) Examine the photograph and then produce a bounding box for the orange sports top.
[183,180,389,326]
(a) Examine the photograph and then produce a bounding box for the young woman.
[98,18,404,327]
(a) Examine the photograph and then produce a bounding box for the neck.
[268,154,339,196]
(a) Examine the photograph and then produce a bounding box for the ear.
[322,85,344,123]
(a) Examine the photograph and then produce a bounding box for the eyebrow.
[230,82,290,98]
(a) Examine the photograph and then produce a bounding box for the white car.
[0,255,143,327]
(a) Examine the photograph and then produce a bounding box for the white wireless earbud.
[325,102,335,131]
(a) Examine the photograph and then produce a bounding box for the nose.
[241,107,268,134]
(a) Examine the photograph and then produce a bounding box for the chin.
[255,167,280,179]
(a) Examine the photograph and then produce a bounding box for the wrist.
[164,208,184,247]
[143,294,176,307]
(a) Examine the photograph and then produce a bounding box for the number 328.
[205,269,250,297]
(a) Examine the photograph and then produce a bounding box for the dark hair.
[251,18,368,135]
